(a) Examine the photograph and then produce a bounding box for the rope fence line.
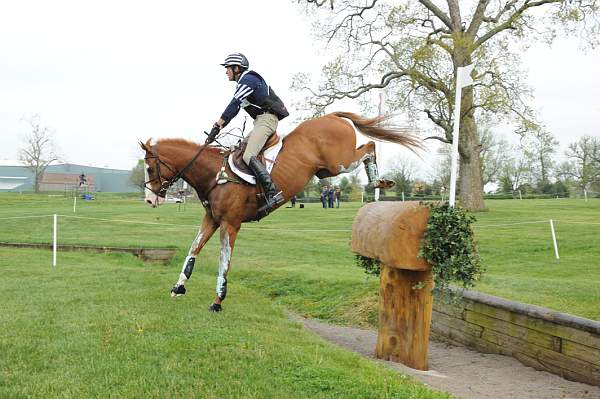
[3,212,600,266]
[0,214,55,221]
[59,215,600,231]
[2,213,600,230]
[58,215,200,228]
[475,220,549,228]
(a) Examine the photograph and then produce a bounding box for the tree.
[301,176,320,197]
[563,135,600,191]
[479,124,510,186]
[385,160,415,196]
[345,171,364,200]
[521,127,559,188]
[294,0,599,211]
[429,146,451,192]
[338,176,352,194]
[129,160,146,192]
[18,116,60,193]
[497,143,529,193]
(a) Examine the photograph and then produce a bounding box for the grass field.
[0,248,448,398]
[1,193,599,397]
[1,193,599,322]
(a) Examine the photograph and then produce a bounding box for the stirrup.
[257,190,284,216]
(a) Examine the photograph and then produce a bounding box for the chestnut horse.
[140,112,421,312]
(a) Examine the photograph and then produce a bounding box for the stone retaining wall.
[431,289,600,386]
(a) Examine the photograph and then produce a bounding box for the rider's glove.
[205,123,221,144]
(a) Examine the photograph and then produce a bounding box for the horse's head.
[139,139,176,208]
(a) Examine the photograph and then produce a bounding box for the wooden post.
[351,201,432,370]
[376,266,433,369]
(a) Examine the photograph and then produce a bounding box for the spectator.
[321,186,328,208]
[290,195,297,208]
[328,186,335,208]
[334,187,341,208]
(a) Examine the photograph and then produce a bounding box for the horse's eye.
[147,167,153,174]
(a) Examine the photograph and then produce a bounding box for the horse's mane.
[156,138,201,149]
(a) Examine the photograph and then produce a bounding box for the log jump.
[351,201,433,370]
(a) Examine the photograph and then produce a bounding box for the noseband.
[144,144,209,198]
[143,152,177,198]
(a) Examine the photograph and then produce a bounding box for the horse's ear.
[139,139,152,152]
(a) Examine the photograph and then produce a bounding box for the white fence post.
[549,219,559,260]
[53,214,58,267]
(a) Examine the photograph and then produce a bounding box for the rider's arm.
[218,74,261,127]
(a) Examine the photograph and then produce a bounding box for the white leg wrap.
[216,234,231,297]
[216,276,227,295]
[176,255,195,286]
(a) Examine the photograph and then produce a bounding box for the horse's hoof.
[208,303,222,312]
[374,179,395,189]
[170,284,186,297]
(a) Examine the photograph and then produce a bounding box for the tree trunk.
[34,170,43,193]
[458,91,486,211]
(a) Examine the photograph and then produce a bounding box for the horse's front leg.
[208,221,240,312]
[170,213,218,297]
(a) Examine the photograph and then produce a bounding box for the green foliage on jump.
[419,203,483,295]
[354,254,380,276]
[354,202,483,296]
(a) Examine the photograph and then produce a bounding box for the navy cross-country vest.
[221,70,289,126]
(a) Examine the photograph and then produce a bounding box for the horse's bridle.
[144,144,209,198]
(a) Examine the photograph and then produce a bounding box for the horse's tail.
[332,111,423,152]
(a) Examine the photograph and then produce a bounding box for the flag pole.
[375,91,384,202]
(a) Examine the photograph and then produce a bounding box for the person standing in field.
[334,186,341,208]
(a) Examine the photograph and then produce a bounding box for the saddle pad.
[228,140,283,185]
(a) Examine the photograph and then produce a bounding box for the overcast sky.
[1,1,599,178]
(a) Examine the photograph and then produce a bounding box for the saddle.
[229,133,281,177]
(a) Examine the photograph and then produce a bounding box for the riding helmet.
[220,53,249,69]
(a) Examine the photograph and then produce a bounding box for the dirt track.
[292,315,600,399]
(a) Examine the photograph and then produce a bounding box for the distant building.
[0,161,30,191]
[0,161,134,193]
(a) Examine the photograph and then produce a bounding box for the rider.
[206,52,289,214]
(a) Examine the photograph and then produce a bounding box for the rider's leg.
[244,113,284,214]
[242,113,278,165]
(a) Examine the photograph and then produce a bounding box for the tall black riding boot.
[248,156,284,216]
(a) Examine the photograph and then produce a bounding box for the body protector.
[220,71,289,126]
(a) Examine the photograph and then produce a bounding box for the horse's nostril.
[146,199,153,205]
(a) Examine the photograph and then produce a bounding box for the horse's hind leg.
[336,141,376,174]
[335,141,394,189]
[208,221,240,312]
[171,214,218,297]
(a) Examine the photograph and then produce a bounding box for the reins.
[144,143,211,198]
